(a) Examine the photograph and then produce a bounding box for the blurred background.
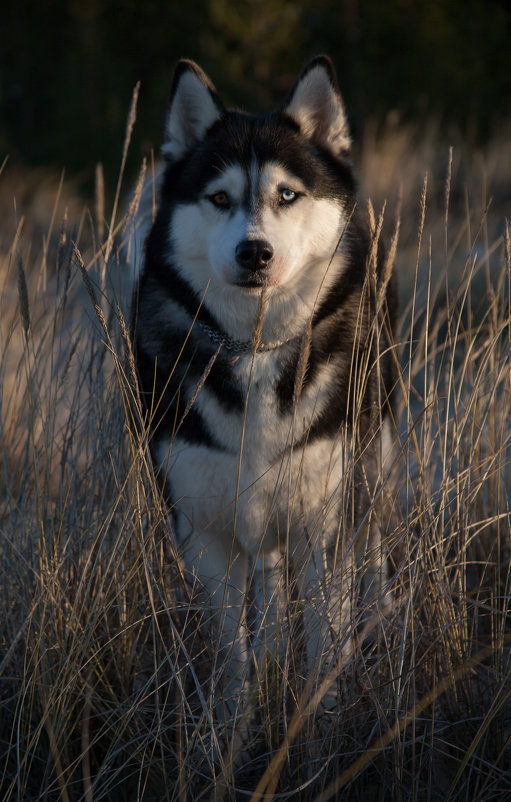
[1,0,510,306]
[1,0,510,190]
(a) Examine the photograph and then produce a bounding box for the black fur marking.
[205,356,244,412]
[144,232,221,334]
[276,230,367,417]
[136,341,230,453]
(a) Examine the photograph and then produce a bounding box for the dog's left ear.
[162,60,225,161]
[283,56,351,157]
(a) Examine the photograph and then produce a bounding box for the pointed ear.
[162,60,225,160]
[283,56,351,157]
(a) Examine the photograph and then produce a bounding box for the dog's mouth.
[232,278,267,292]
[234,279,267,290]
[232,269,274,290]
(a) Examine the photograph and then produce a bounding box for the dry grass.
[0,121,510,801]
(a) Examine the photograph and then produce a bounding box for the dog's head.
[157,57,356,294]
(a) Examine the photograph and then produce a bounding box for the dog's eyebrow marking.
[205,165,246,204]
[259,163,307,197]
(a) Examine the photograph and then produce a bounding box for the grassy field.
[0,120,510,801]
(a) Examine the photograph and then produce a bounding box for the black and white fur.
[131,57,397,712]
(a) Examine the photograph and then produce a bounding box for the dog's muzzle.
[234,239,274,288]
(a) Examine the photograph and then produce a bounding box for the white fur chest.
[157,345,346,556]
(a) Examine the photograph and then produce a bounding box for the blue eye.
[280,189,297,204]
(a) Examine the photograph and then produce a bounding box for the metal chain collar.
[197,321,297,354]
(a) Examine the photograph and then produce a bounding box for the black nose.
[235,239,274,271]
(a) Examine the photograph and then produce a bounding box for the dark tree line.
[1,0,510,187]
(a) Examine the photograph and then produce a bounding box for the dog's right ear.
[283,56,351,158]
[162,60,225,160]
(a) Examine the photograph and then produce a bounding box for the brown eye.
[208,191,230,209]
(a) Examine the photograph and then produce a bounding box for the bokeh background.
[2,0,510,191]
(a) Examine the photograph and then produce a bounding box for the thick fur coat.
[131,56,397,707]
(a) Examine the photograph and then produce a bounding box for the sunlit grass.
[0,122,510,800]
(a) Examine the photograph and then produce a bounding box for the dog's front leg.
[299,543,355,710]
[251,548,286,666]
[181,525,249,720]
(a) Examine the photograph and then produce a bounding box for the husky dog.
[131,57,397,711]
